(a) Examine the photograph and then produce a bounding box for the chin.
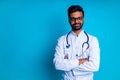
[73,26,82,30]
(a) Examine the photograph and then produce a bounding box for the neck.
[73,29,82,36]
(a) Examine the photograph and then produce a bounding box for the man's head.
[68,5,84,31]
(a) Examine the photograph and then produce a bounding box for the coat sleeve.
[53,36,79,71]
[72,37,100,74]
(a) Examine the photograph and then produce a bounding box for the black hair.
[68,5,84,17]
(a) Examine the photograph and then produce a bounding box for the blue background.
[0,0,120,80]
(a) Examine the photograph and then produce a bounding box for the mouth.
[71,23,83,30]
[75,24,80,26]
[74,23,81,27]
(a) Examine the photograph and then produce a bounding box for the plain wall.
[0,0,120,80]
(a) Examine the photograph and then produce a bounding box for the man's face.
[69,11,84,30]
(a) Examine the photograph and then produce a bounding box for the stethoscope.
[66,31,89,58]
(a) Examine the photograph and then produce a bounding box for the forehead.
[70,11,83,17]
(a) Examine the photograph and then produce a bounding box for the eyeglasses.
[70,16,84,22]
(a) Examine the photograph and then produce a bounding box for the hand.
[64,55,68,59]
[79,58,89,65]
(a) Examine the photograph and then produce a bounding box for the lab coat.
[53,30,100,80]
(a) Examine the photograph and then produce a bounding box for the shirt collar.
[71,30,84,37]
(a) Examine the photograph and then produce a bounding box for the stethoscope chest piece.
[66,44,70,48]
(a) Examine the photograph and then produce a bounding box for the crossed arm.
[64,55,88,65]
[53,36,100,72]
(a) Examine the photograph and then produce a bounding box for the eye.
[77,17,83,20]
[70,17,75,21]
[70,16,83,21]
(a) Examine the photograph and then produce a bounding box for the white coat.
[53,30,100,80]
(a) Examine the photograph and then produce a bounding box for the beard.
[71,23,83,30]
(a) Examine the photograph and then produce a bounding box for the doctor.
[53,5,100,80]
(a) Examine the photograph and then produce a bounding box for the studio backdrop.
[0,0,120,80]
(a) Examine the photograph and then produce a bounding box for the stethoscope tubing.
[66,31,89,56]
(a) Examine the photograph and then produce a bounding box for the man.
[53,5,100,80]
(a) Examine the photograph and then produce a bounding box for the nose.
[74,18,80,23]
[75,18,80,23]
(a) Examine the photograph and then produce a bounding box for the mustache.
[73,23,81,25]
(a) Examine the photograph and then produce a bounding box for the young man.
[53,5,100,80]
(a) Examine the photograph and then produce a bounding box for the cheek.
[80,21,84,24]
[71,22,74,25]
[69,21,74,25]
[81,19,84,23]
